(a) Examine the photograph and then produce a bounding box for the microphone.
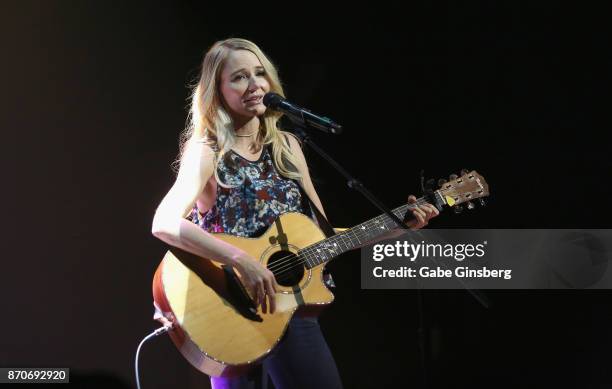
[263,92,342,134]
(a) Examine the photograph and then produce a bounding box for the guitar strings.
[266,199,432,281]
[267,201,415,275]
[274,188,478,277]
[267,200,423,277]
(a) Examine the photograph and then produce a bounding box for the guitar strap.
[297,182,336,238]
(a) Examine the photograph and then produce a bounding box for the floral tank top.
[190,145,307,237]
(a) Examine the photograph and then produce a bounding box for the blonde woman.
[152,38,438,389]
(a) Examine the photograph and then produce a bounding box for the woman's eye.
[232,70,265,82]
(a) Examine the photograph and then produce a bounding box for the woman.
[151,38,438,389]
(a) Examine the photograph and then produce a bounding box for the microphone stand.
[285,119,430,389]
[293,127,408,229]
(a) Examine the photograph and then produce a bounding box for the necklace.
[235,130,258,138]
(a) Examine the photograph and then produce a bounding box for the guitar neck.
[300,192,444,268]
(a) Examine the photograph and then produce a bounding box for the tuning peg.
[437,178,447,187]
[460,168,470,176]
[478,198,487,207]
[449,174,458,181]
[453,205,464,214]
[466,201,475,210]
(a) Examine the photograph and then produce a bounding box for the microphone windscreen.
[263,92,283,108]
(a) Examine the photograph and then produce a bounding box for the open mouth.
[244,96,262,103]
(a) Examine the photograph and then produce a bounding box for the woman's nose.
[247,75,263,91]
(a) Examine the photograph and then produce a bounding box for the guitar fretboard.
[298,194,438,268]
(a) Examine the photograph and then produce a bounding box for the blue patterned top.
[190,146,307,237]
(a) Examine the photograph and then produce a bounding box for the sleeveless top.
[190,145,308,237]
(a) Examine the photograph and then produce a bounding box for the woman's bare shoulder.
[169,139,217,201]
[179,140,216,172]
[280,130,301,147]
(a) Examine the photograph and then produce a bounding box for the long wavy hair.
[174,38,301,185]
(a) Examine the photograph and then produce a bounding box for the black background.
[1,1,610,388]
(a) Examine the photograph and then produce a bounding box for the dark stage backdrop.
[2,2,610,388]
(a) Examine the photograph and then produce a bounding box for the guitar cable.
[135,325,172,389]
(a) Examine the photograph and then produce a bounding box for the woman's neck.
[233,116,260,148]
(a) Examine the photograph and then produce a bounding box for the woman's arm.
[284,133,327,218]
[152,141,239,263]
[151,140,278,312]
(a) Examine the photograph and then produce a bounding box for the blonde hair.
[174,38,301,185]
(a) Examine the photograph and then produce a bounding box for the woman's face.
[219,49,270,121]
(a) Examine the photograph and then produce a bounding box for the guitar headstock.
[437,170,489,209]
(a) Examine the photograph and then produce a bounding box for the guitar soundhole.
[267,250,304,287]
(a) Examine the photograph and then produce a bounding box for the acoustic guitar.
[152,170,489,377]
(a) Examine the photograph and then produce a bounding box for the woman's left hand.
[406,195,439,230]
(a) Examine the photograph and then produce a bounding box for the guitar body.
[152,212,334,377]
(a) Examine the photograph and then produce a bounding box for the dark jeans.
[210,317,343,389]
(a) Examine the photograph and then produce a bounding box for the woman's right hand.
[234,253,278,314]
